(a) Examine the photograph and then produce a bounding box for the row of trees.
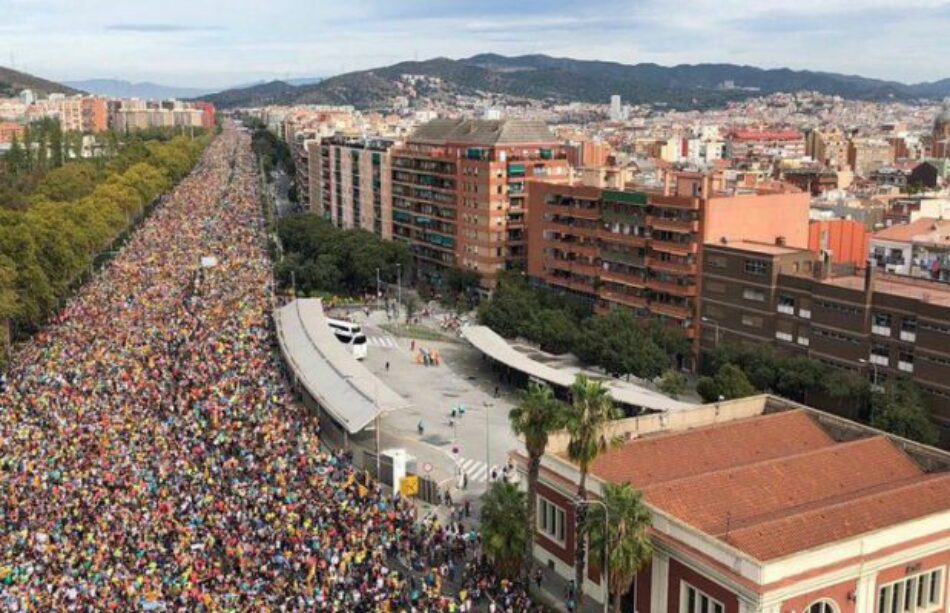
[699,344,939,445]
[0,132,210,361]
[478,273,690,380]
[275,213,412,297]
[482,377,652,612]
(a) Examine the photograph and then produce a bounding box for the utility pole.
[395,263,402,319]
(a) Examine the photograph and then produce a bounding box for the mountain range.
[0,66,81,98]
[62,79,218,100]
[199,54,950,110]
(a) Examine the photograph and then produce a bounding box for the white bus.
[326,318,368,360]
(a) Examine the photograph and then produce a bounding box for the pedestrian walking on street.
[534,567,543,591]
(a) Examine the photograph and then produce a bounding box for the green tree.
[657,369,687,399]
[480,481,529,579]
[576,309,669,379]
[586,483,653,613]
[696,363,756,403]
[565,374,622,603]
[509,383,568,581]
[871,379,939,445]
[5,134,27,175]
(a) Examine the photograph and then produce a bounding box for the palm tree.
[480,481,529,579]
[587,483,653,613]
[509,382,567,582]
[565,373,621,603]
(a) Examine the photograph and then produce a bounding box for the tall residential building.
[525,172,810,366]
[699,241,950,442]
[806,128,850,168]
[391,118,570,286]
[848,138,895,177]
[317,136,396,240]
[933,101,950,158]
[609,94,622,121]
[80,98,108,133]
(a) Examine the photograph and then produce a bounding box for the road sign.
[422,462,433,473]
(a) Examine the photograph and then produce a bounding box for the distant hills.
[62,79,217,100]
[201,54,950,110]
[63,77,324,100]
[0,66,80,98]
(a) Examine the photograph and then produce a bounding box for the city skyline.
[2,0,950,89]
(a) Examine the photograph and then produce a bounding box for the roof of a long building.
[871,217,950,245]
[586,409,950,561]
[410,118,558,146]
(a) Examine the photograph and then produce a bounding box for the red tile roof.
[725,473,950,560]
[588,410,834,488]
[584,409,950,561]
[728,130,803,141]
[641,437,922,536]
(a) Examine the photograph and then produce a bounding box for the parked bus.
[326,318,368,360]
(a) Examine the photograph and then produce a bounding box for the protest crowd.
[0,124,540,611]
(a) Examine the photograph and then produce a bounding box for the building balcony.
[547,275,597,295]
[869,354,890,367]
[646,257,698,275]
[602,209,644,225]
[799,308,812,319]
[600,270,647,288]
[777,304,795,315]
[598,229,647,247]
[898,360,914,373]
[548,205,601,221]
[650,301,692,320]
[647,278,698,297]
[650,240,697,257]
[900,330,917,343]
[601,291,648,310]
[549,260,601,278]
[547,240,599,259]
[650,194,701,210]
[601,249,645,267]
[647,216,699,234]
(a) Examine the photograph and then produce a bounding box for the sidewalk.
[529,563,606,613]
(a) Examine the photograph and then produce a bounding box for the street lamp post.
[395,263,402,319]
[701,316,720,348]
[859,358,879,388]
[376,267,381,311]
[575,498,610,613]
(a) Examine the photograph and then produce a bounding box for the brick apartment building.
[391,118,570,287]
[699,240,950,443]
[525,172,809,365]
[315,135,396,240]
[725,130,805,164]
[517,395,950,612]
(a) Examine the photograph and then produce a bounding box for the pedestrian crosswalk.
[367,335,398,349]
[456,457,491,483]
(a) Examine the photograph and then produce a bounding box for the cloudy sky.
[3,0,949,89]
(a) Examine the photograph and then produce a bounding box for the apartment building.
[725,129,805,164]
[806,127,850,168]
[525,172,809,364]
[699,241,950,442]
[0,121,24,144]
[391,118,570,286]
[317,135,396,240]
[80,98,108,133]
[849,138,895,177]
[517,395,950,612]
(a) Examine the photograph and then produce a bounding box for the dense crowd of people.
[0,125,539,611]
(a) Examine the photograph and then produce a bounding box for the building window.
[742,288,766,302]
[682,582,724,613]
[877,567,944,613]
[707,256,727,269]
[744,259,768,275]
[873,312,893,337]
[538,497,566,545]
[706,281,727,294]
[778,294,795,315]
[806,600,838,613]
